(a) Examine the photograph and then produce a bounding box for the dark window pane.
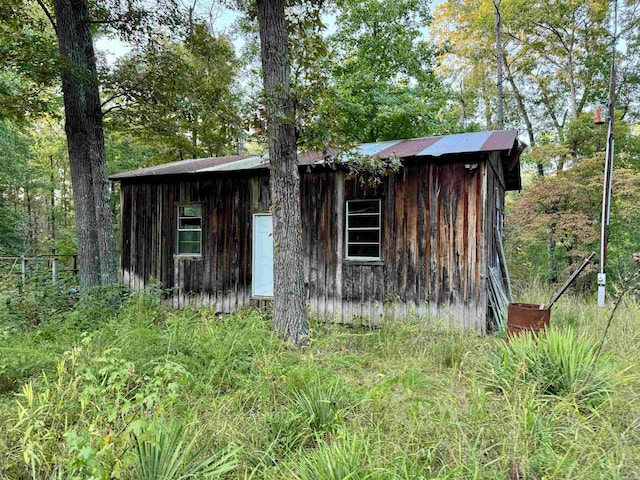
[348,200,379,214]
[348,244,379,258]
[179,241,201,254]
[179,230,201,242]
[348,230,379,243]
[180,205,201,217]
[179,217,201,229]
[178,230,201,254]
[346,199,381,259]
[348,214,379,228]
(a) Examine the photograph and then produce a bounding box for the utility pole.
[597,0,618,307]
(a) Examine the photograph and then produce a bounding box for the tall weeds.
[0,291,638,479]
[486,327,624,407]
[131,421,237,479]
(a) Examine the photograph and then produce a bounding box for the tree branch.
[619,105,628,122]
[532,74,562,137]
[101,65,158,109]
[100,91,127,108]
[534,21,570,54]
[102,104,126,117]
[89,12,130,26]
[36,0,58,35]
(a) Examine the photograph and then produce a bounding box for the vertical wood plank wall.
[120,155,504,331]
[483,151,507,329]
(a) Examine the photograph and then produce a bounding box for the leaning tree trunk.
[53,0,117,288]
[256,0,309,347]
[503,59,542,175]
[493,0,504,130]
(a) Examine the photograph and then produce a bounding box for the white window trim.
[176,204,202,256]
[345,199,382,261]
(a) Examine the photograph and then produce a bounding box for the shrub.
[288,380,353,434]
[294,433,372,480]
[0,317,83,394]
[10,342,191,478]
[265,410,309,454]
[486,328,624,407]
[63,284,131,330]
[0,278,77,329]
[131,420,237,480]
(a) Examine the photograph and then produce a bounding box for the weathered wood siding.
[121,173,271,311]
[483,151,508,328]
[120,155,501,330]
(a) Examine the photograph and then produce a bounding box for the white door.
[252,214,274,297]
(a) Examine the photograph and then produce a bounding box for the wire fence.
[0,254,78,285]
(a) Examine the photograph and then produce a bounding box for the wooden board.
[119,153,507,330]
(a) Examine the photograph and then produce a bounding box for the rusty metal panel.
[298,147,341,165]
[109,154,258,179]
[418,131,493,157]
[111,130,523,181]
[355,139,402,157]
[376,137,440,159]
[199,156,267,172]
[480,130,518,152]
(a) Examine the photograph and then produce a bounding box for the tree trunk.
[534,76,565,142]
[50,155,56,245]
[503,56,542,176]
[256,0,309,347]
[62,162,69,229]
[548,221,558,283]
[458,80,467,128]
[493,0,504,129]
[483,82,492,129]
[53,0,117,288]
[25,185,34,251]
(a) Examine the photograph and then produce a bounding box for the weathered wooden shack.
[110,130,523,331]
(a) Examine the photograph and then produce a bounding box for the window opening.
[346,199,381,260]
[177,205,202,255]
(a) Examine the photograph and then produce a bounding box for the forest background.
[2,0,640,292]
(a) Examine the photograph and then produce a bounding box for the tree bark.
[503,56,542,175]
[548,219,558,284]
[25,185,34,251]
[50,155,56,244]
[256,0,309,347]
[493,0,504,129]
[52,0,117,288]
[483,84,492,130]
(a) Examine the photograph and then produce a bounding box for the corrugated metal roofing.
[110,130,521,180]
[376,137,440,159]
[418,131,493,156]
[198,155,268,172]
[109,154,256,179]
[356,139,403,157]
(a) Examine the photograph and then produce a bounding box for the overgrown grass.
[0,285,639,479]
[486,327,625,407]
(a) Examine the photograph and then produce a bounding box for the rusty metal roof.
[110,130,522,180]
[109,154,257,179]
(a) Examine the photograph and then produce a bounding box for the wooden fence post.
[21,256,27,283]
[52,257,59,284]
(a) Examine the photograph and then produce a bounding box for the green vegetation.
[486,327,624,407]
[1,286,639,479]
[1,0,639,290]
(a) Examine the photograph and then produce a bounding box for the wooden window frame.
[345,199,382,261]
[176,203,203,257]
